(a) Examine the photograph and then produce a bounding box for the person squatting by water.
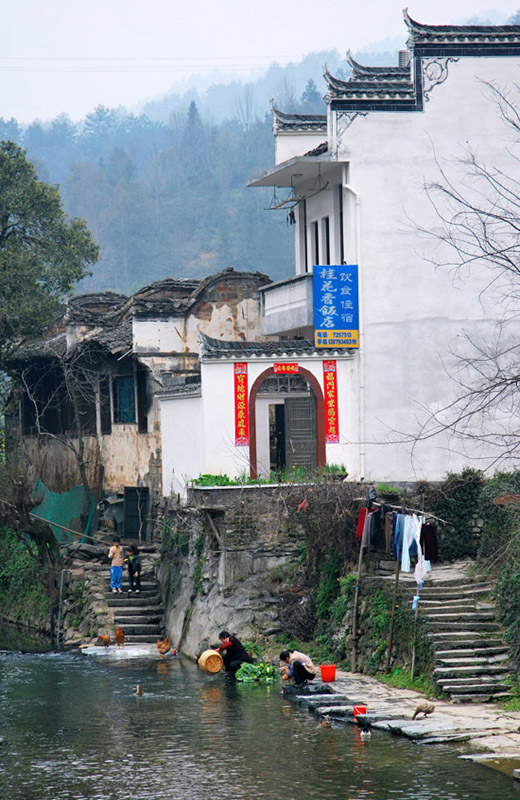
[214,631,252,676]
[279,649,317,686]
[108,537,124,593]
[126,545,141,593]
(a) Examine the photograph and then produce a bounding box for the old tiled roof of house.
[404,9,520,45]
[324,13,520,113]
[155,372,202,397]
[347,51,410,82]
[12,331,68,362]
[199,330,353,358]
[323,65,415,100]
[131,278,201,317]
[304,141,329,157]
[90,318,133,356]
[271,101,327,133]
[66,292,129,325]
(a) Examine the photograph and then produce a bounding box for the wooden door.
[284,397,316,473]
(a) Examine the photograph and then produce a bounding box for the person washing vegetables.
[279,649,317,686]
[214,630,252,676]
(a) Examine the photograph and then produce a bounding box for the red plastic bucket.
[353,704,367,720]
[320,664,337,682]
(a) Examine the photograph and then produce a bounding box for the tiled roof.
[323,66,415,100]
[347,52,411,83]
[67,292,129,324]
[91,318,133,356]
[11,331,68,362]
[199,331,352,359]
[156,372,202,398]
[404,9,520,45]
[271,101,327,132]
[132,278,201,317]
[303,141,329,157]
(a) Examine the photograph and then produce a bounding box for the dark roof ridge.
[346,50,410,77]
[403,7,520,36]
[198,329,353,358]
[270,99,327,131]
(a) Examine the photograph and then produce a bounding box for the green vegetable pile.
[235,661,279,683]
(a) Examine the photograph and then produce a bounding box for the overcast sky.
[2,0,519,123]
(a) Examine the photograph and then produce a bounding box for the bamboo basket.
[198,649,224,674]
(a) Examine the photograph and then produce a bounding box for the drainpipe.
[342,168,365,481]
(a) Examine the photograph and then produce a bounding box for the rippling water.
[0,650,517,799]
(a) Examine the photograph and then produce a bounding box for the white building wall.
[275,132,327,164]
[287,55,520,481]
[160,394,204,498]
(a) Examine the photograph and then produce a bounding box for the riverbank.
[312,668,520,771]
[80,641,520,764]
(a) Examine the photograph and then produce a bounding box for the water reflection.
[0,650,518,799]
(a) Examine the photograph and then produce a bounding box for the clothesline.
[369,501,447,525]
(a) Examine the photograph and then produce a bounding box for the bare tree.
[18,340,101,528]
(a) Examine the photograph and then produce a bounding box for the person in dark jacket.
[214,630,252,676]
[126,545,142,594]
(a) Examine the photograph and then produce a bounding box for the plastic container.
[320,664,337,682]
[198,649,224,674]
[353,704,367,720]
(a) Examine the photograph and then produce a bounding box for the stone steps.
[424,609,496,625]
[102,549,165,643]
[435,646,509,660]
[420,578,512,703]
[429,633,505,648]
[107,581,165,642]
[426,620,501,631]
[450,692,515,704]
[434,664,510,678]
[436,653,509,667]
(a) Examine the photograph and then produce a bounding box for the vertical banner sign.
[313,264,359,348]
[323,360,339,444]
[234,362,249,446]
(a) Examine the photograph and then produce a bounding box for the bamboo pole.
[410,599,420,681]
[385,553,401,672]
[351,542,364,672]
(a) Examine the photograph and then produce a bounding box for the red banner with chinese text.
[234,362,249,446]
[273,362,299,374]
[323,360,339,444]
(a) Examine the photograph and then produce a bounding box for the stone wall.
[156,485,306,658]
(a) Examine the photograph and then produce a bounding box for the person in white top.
[279,649,317,686]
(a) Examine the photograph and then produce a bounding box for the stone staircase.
[419,579,513,703]
[105,546,165,643]
[64,541,166,645]
[107,577,165,643]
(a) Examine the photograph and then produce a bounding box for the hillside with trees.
[0,49,398,295]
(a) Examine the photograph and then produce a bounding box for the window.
[99,375,112,434]
[113,375,136,423]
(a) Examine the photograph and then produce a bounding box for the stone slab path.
[310,669,520,769]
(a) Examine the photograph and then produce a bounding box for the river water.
[0,648,518,800]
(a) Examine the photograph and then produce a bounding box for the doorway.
[249,365,326,480]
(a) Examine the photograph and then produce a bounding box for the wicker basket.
[198,649,224,674]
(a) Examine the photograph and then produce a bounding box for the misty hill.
[0,47,404,295]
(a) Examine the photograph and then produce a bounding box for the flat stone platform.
[80,643,161,659]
